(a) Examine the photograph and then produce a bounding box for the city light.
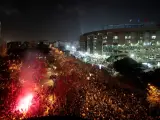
[84,58,87,62]
[102,55,107,58]
[151,35,156,39]
[94,53,99,58]
[1,41,160,120]
[147,63,153,68]
[157,62,160,67]
[142,63,153,68]
[98,64,102,69]
[1,2,160,120]
[130,53,135,58]
[143,42,150,46]
[85,52,89,56]
[72,46,75,49]
[66,45,70,49]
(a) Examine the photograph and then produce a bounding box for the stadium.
[79,23,160,65]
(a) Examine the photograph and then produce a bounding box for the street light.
[85,52,89,56]
[84,58,87,63]
[157,62,160,67]
[66,45,70,49]
[72,46,75,49]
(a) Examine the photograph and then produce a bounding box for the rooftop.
[81,23,160,36]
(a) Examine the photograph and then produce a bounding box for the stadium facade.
[79,23,160,64]
[80,23,160,54]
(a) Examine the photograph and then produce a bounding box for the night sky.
[0,0,160,41]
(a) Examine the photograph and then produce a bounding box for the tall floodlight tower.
[0,22,7,57]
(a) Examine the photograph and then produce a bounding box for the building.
[79,35,87,52]
[0,22,7,57]
[7,41,22,49]
[79,23,160,56]
[0,41,7,57]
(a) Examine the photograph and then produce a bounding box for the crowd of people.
[50,48,160,119]
[0,47,159,119]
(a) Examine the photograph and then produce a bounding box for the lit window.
[143,42,150,46]
[140,37,143,40]
[114,36,118,39]
[128,40,131,43]
[128,36,131,39]
[98,33,101,35]
[125,36,128,39]
[103,36,107,39]
[94,37,97,40]
[103,40,107,43]
[151,35,156,39]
